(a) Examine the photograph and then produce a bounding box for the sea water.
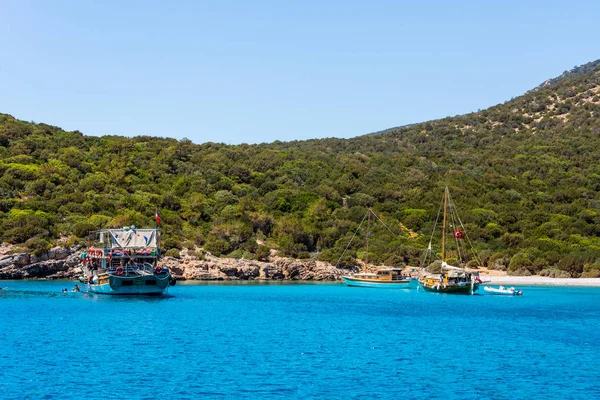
[0,281,599,400]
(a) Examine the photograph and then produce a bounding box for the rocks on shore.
[0,245,82,280]
[0,243,351,281]
[162,252,348,281]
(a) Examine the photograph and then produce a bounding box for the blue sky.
[1,0,598,144]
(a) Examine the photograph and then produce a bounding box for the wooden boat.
[342,268,416,288]
[81,226,176,295]
[419,266,480,294]
[418,187,481,294]
[484,286,523,296]
[340,209,416,289]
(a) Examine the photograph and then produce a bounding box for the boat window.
[121,280,133,286]
[145,280,157,286]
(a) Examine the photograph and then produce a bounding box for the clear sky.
[1,1,598,145]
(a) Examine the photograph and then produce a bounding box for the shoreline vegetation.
[2,62,600,279]
[2,244,600,286]
[482,275,600,287]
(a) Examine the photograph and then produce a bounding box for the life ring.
[116,267,124,275]
[154,266,163,274]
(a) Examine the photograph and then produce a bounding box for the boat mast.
[441,187,447,264]
[365,209,370,269]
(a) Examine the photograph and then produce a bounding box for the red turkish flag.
[454,229,464,239]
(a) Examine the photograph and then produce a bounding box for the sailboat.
[418,187,481,294]
[340,209,416,289]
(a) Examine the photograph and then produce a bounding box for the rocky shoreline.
[0,245,351,281]
[0,245,82,280]
[482,275,600,287]
[3,245,600,286]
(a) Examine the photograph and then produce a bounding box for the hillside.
[1,60,600,277]
[532,59,600,91]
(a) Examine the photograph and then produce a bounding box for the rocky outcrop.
[0,243,351,281]
[162,253,349,281]
[0,245,82,280]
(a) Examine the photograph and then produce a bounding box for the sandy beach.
[480,275,600,287]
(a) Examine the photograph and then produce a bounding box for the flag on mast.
[155,210,161,225]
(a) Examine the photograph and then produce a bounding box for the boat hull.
[484,286,522,295]
[88,274,170,295]
[342,276,417,289]
[419,279,479,294]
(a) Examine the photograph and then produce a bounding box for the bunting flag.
[454,229,465,239]
[155,210,161,225]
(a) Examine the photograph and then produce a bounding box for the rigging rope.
[421,194,444,268]
[334,211,369,269]
[450,192,484,268]
[447,191,464,264]
[369,210,399,237]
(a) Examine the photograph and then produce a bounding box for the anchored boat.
[81,227,176,295]
[342,268,416,288]
[419,265,481,294]
[484,286,523,296]
[340,209,417,289]
[418,187,481,294]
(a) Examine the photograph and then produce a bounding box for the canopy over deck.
[107,228,159,249]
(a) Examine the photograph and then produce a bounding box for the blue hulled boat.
[342,268,417,288]
[81,227,176,295]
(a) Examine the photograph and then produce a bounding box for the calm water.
[0,281,599,400]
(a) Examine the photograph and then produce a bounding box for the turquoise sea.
[0,281,599,400]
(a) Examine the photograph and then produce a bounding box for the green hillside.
[2,60,600,277]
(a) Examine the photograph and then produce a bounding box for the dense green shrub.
[2,62,600,267]
[25,237,51,256]
[165,249,180,258]
[255,245,270,261]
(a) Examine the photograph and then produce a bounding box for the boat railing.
[105,262,167,276]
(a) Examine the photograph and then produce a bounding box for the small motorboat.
[484,285,522,296]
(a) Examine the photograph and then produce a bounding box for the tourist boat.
[81,226,176,295]
[342,268,416,288]
[340,209,416,289]
[418,187,481,294]
[484,285,523,296]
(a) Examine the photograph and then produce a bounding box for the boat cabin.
[354,268,409,282]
